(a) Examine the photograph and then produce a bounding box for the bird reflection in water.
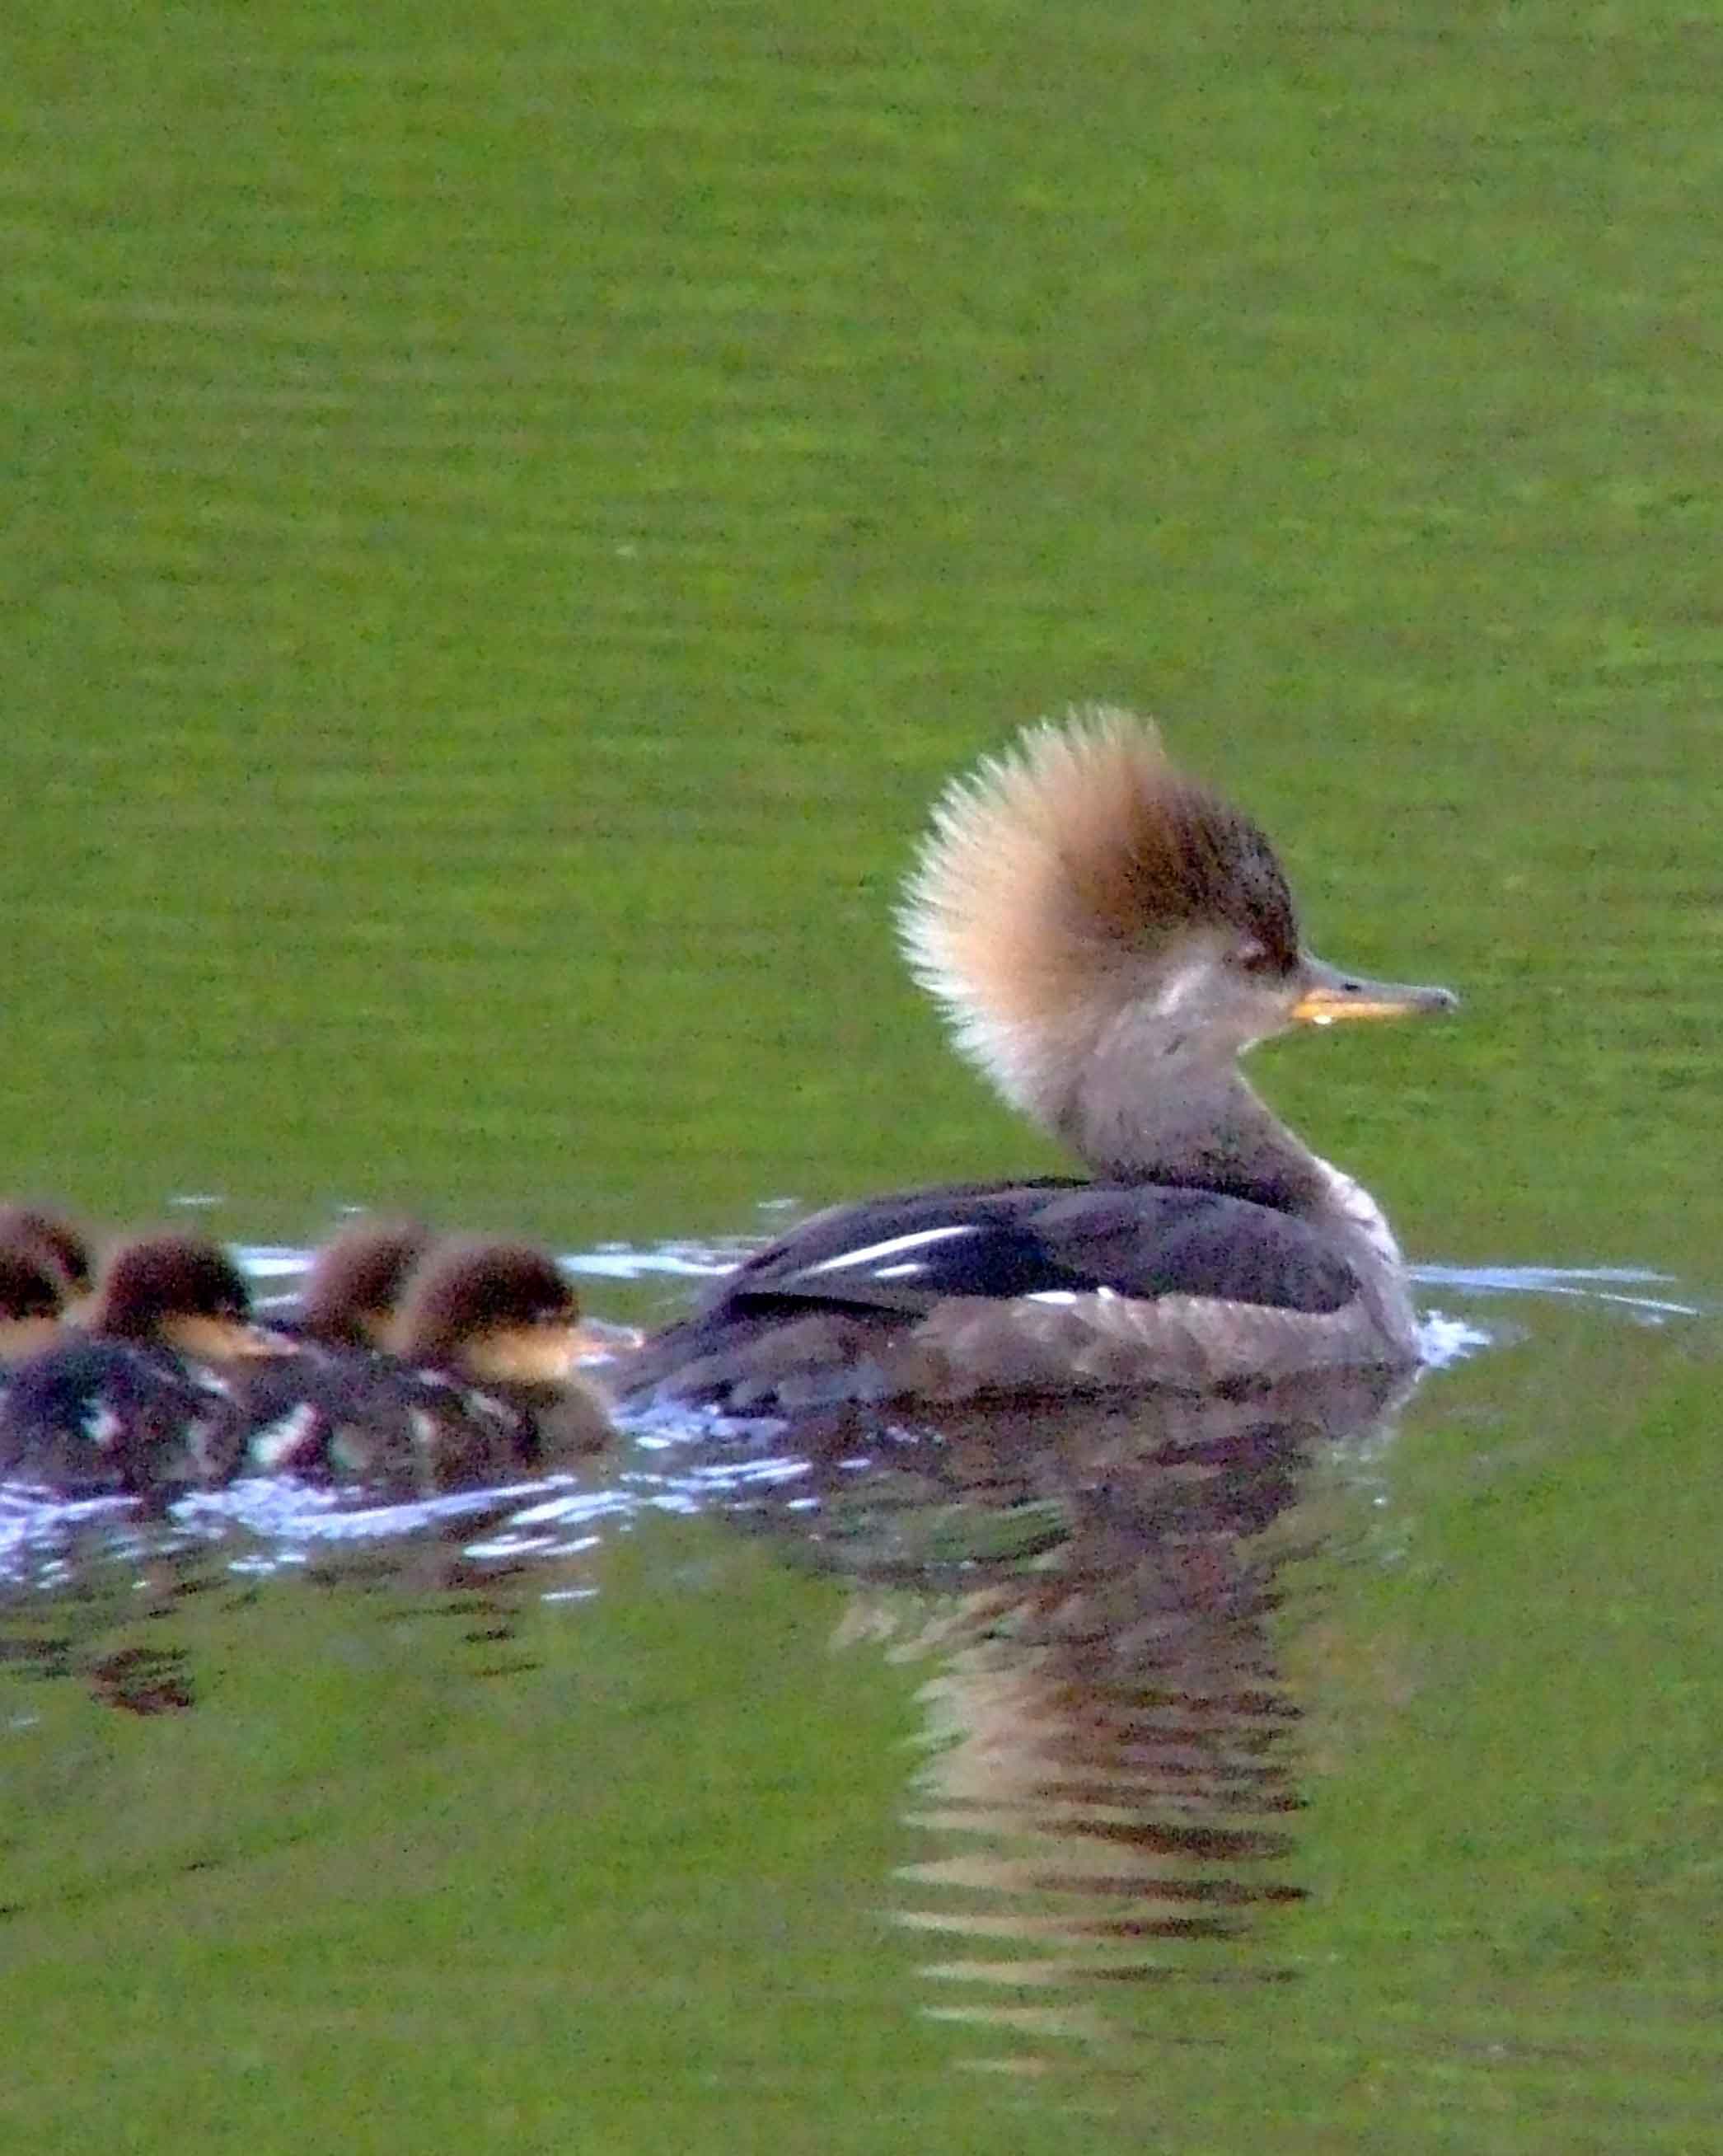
[702,1365,1415,2056]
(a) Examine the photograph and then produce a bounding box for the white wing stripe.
[803,1225,977,1276]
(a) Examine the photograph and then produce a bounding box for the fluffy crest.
[898,707,1299,1108]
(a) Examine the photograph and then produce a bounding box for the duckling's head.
[298,1219,432,1348]
[899,707,1454,1159]
[0,1241,68,1361]
[91,1234,275,1360]
[391,1242,587,1383]
[0,1205,94,1300]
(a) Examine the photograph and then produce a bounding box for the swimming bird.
[0,1233,283,1499]
[619,706,1457,1411]
[269,1218,433,1348]
[0,1204,94,1304]
[0,1240,70,1366]
[246,1240,613,1493]
[233,1218,435,1473]
[0,1203,96,1377]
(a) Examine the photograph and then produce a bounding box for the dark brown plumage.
[293,1219,432,1347]
[0,1205,94,1299]
[0,1241,68,1364]
[244,1241,612,1493]
[1059,768,1300,975]
[0,1233,274,1500]
[90,1235,253,1343]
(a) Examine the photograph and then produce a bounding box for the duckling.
[620,708,1457,1412]
[246,1240,611,1495]
[0,1234,283,1499]
[394,1240,615,1483]
[274,1219,433,1348]
[0,1241,70,1366]
[0,1204,94,1302]
[235,1219,433,1453]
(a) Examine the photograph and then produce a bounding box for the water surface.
[3,1256,1718,2152]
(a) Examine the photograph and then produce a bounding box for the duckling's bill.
[459,1322,589,1385]
[164,1313,297,1362]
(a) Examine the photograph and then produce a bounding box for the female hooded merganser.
[247,1240,612,1493]
[0,1233,283,1498]
[620,707,1457,1412]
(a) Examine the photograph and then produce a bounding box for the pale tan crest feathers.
[898,707,1300,1113]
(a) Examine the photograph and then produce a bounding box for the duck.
[619,706,1457,1413]
[246,1240,613,1494]
[0,1233,284,1499]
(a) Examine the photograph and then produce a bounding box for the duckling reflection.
[0,1530,222,1714]
[696,1366,1410,2040]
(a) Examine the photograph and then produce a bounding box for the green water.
[2,2,1721,2149]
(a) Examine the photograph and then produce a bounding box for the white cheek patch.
[804,1226,977,1277]
[1151,959,1211,1019]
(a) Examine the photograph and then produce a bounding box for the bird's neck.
[1043,1038,1415,1343]
[1054,1050,1331,1216]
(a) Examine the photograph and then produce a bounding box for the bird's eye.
[1234,938,1276,974]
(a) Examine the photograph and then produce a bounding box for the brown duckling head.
[899,707,1455,1182]
[297,1219,433,1348]
[0,1241,69,1362]
[0,1205,95,1300]
[91,1234,280,1361]
[391,1241,589,1384]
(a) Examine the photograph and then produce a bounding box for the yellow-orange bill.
[1292,955,1458,1028]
